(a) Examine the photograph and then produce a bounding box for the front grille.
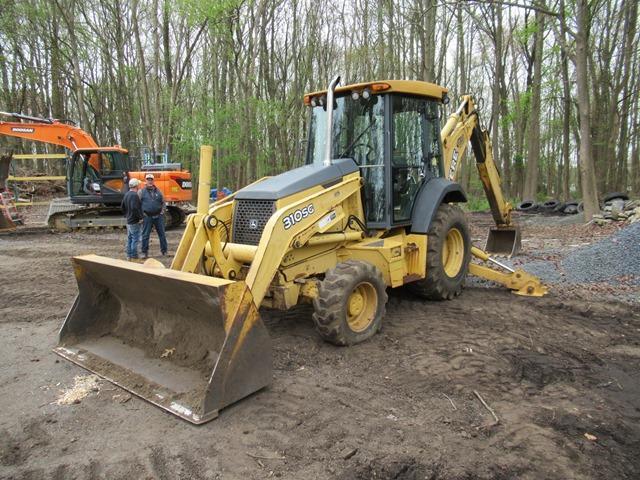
[232,199,276,245]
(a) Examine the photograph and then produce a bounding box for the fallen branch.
[473,390,499,424]
[246,452,286,461]
[442,393,457,411]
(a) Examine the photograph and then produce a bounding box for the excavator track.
[46,198,185,232]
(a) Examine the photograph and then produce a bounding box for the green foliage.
[500,91,531,128]
[176,0,242,25]
[461,196,490,212]
[515,20,539,45]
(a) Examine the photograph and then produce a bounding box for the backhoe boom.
[441,95,520,256]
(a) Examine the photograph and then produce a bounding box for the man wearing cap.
[121,178,143,260]
[139,173,168,257]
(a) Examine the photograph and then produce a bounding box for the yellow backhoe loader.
[55,78,546,424]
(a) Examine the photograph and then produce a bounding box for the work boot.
[142,252,149,259]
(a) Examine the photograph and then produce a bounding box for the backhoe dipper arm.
[0,112,99,151]
[441,96,513,227]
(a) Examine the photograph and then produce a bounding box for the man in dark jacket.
[139,173,168,257]
[121,178,143,260]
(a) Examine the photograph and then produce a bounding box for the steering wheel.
[348,143,374,165]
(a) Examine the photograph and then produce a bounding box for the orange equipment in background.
[0,112,192,229]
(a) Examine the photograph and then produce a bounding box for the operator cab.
[305,80,448,230]
[68,148,130,205]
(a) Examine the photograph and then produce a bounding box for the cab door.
[68,152,102,204]
[97,151,127,205]
[67,151,127,205]
[390,95,443,225]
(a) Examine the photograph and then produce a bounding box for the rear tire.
[409,203,471,300]
[312,260,388,346]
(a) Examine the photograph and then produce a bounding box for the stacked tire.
[516,199,583,215]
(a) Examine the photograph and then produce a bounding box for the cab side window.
[391,96,442,223]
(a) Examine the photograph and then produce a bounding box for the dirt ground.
[0,208,639,479]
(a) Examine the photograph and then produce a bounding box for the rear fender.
[410,177,466,234]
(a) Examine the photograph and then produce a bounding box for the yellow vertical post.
[197,145,214,215]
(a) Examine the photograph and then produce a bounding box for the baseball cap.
[145,173,155,180]
[128,178,141,188]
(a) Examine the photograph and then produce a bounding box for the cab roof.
[305,80,448,103]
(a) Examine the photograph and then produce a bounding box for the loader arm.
[174,174,363,308]
[441,95,520,256]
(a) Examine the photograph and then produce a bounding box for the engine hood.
[234,158,358,201]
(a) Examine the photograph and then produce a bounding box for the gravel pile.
[510,221,640,287]
[561,221,640,285]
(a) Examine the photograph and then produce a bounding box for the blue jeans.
[126,222,142,259]
[142,214,168,255]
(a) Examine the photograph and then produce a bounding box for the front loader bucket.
[54,255,272,424]
[485,226,521,257]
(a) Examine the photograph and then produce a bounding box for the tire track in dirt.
[2,446,220,480]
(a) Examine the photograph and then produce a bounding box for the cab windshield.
[307,94,384,167]
[307,94,386,222]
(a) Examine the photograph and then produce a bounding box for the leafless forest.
[1,0,638,215]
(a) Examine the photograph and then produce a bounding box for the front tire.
[312,260,388,346]
[409,203,471,300]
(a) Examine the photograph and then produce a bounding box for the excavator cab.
[68,148,130,205]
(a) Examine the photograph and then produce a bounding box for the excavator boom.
[0,111,100,150]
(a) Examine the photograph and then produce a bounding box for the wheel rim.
[442,227,464,277]
[346,282,378,333]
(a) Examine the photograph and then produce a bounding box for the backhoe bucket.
[485,226,521,257]
[54,255,272,424]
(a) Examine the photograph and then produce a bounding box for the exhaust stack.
[323,75,341,166]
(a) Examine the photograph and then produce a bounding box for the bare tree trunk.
[614,0,637,191]
[55,0,90,131]
[558,0,572,201]
[132,0,155,150]
[575,0,599,219]
[523,9,544,200]
[457,1,471,193]
[491,5,502,188]
[49,5,65,120]
[420,0,436,82]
